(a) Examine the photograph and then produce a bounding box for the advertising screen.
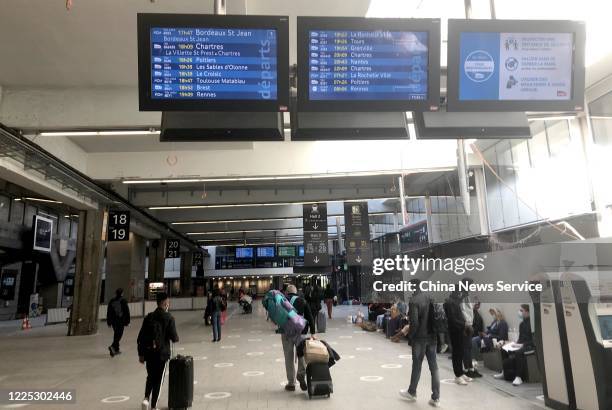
[138,14,289,112]
[33,215,53,253]
[298,245,305,257]
[297,17,440,112]
[447,19,585,112]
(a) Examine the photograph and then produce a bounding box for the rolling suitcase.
[168,355,194,409]
[306,362,333,399]
[316,310,327,333]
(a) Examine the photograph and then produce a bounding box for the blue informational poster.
[298,245,305,257]
[308,30,429,101]
[150,27,278,100]
[459,32,573,101]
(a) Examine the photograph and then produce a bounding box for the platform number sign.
[166,239,180,259]
[107,210,130,242]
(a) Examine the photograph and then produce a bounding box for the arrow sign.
[344,202,371,267]
[303,203,329,267]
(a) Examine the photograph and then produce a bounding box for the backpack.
[140,313,164,353]
[110,299,123,320]
[428,301,448,334]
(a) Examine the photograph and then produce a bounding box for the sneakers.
[141,398,150,410]
[493,372,505,379]
[284,384,296,391]
[399,389,417,401]
[512,376,524,386]
[465,369,482,378]
[439,343,448,353]
[461,375,473,383]
[429,399,441,407]
[297,375,307,391]
[455,376,468,385]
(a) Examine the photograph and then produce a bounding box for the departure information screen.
[459,32,574,101]
[150,27,278,100]
[236,247,253,258]
[307,30,429,101]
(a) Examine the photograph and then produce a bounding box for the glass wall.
[481,119,591,232]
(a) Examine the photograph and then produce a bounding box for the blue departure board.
[236,247,253,258]
[150,27,278,101]
[307,30,429,101]
[256,247,275,258]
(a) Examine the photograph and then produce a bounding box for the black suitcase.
[306,362,333,399]
[168,355,194,409]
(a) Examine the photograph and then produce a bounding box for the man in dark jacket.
[400,280,440,407]
[282,284,315,392]
[137,292,179,410]
[107,288,130,357]
[444,289,472,385]
[306,280,323,330]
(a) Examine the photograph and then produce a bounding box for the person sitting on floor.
[494,304,535,386]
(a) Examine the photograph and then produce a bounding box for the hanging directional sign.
[193,251,203,267]
[303,203,329,266]
[107,210,130,242]
[344,202,372,267]
[166,239,180,259]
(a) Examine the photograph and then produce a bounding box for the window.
[589,91,612,146]
[545,120,571,157]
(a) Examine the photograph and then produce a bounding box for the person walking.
[444,289,472,385]
[210,288,226,342]
[107,288,130,357]
[306,280,323,331]
[399,280,440,407]
[137,292,179,410]
[282,284,315,392]
[323,283,334,319]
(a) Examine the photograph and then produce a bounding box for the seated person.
[473,307,509,352]
[494,304,535,386]
[368,303,390,322]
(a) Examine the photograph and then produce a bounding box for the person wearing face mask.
[137,292,179,410]
[494,304,534,386]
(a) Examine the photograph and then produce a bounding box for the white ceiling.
[0,0,371,87]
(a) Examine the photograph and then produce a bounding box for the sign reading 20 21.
[150,27,278,101]
[459,31,573,101]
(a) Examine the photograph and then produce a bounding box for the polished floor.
[0,303,546,409]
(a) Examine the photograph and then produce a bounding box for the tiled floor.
[0,303,546,409]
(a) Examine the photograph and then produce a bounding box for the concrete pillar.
[180,252,193,296]
[69,209,105,336]
[105,233,147,303]
[147,238,166,283]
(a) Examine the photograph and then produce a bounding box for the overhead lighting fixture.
[38,130,160,137]
[186,227,305,235]
[23,197,62,204]
[527,115,577,122]
[122,169,457,185]
[171,212,395,225]
[150,197,399,210]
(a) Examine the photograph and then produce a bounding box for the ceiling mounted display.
[138,13,290,112]
[297,17,441,112]
[446,19,586,112]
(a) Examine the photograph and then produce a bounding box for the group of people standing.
[400,279,535,407]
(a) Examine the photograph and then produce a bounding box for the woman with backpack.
[210,288,226,342]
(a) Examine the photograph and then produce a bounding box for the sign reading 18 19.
[107,210,130,242]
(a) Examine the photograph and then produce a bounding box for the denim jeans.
[212,311,221,341]
[408,339,440,401]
